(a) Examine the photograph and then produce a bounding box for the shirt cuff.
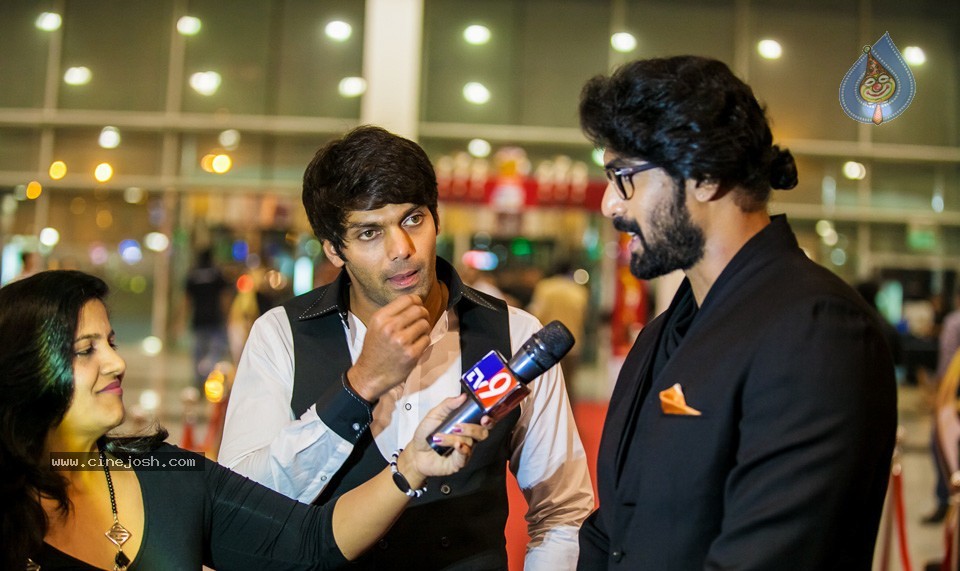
[314,372,375,442]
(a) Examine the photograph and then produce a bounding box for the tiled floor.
[116,342,949,570]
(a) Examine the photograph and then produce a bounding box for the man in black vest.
[576,56,898,569]
[219,126,593,570]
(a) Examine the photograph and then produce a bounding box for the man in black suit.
[577,56,897,569]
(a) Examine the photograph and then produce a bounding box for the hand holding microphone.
[429,321,575,455]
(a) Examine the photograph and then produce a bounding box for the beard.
[613,190,705,280]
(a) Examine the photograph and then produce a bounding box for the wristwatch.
[390,449,427,498]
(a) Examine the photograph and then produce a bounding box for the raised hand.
[346,294,431,402]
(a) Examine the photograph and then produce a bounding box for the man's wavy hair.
[579,56,797,211]
[302,125,439,258]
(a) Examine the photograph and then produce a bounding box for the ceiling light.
[757,39,783,60]
[36,12,62,31]
[468,139,491,158]
[464,25,491,45]
[99,126,121,149]
[189,71,221,96]
[325,20,352,42]
[49,161,67,180]
[842,161,866,180]
[463,82,490,104]
[338,77,367,97]
[63,66,92,86]
[610,32,637,53]
[177,16,202,35]
[903,46,925,66]
[94,163,113,182]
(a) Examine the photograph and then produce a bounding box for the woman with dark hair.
[0,270,489,570]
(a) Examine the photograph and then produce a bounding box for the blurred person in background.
[0,270,490,570]
[219,126,593,570]
[184,248,230,388]
[577,55,897,569]
[15,250,43,281]
[527,260,589,402]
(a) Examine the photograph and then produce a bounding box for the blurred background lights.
[141,336,163,355]
[462,250,499,271]
[200,154,216,173]
[39,227,60,247]
[467,138,492,158]
[211,154,232,174]
[94,162,114,182]
[842,161,867,180]
[573,268,590,285]
[36,12,62,31]
[13,185,27,200]
[49,160,67,180]
[26,181,42,200]
[325,20,352,41]
[236,273,254,293]
[591,148,605,166]
[232,240,249,261]
[304,239,323,257]
[815,219,834,237]
[63,66,92,86]
[139,389,160,411]
[89,243,109,265]
[463,82,490,104]
[610,32,637,52]
[830,248,847,266]
[129,275,147,294]
[463,24,491,45]
[95,209,113,229]
[757,39,783,59]
[123,186,145,204]
[190,71,221,95]
[218,129,241,150]
[98,126,121,149]
[119,239,143,264]
[903,46,926,66]
[177,16,202,35]
[338,76,367,97]
[144,232,170,252]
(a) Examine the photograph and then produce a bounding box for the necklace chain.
[99,449,131,571]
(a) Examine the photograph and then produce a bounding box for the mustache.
[613,216,641,235]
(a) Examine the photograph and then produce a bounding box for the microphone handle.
[428,379,532,456]
[429,381,485,456]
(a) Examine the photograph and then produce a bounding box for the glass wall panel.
[52,129,163,179]
[750,1,859,141]
[422,0,609,127]
[0,1,50,108]
[59,0,171,112]
[872,0,960,146]
[181,0,272,115]
[624,0,736,63]
[275,0,364,118]
[0,128,41,172]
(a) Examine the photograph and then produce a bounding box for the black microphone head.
[538,321,575,360]
[507,320,576,383]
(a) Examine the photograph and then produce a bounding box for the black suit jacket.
[579,216,897,570]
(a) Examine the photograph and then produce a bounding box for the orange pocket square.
[659,383,702,416]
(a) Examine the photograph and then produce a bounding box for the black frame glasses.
[604,162,659,200]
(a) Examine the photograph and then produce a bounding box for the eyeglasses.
[604,162,659,200]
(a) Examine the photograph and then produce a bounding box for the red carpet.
[505,401,606,569]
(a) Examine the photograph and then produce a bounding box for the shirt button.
[611,550,624,562]
[352,422,361,431]
[440,536,451,548]
[378,539,389,550]
[404,403,412,411]
[320,475,327,481]
[440,483,452,495]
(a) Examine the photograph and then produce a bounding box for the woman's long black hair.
[0,270,166,568]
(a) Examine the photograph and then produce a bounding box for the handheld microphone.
[429,320,575,455]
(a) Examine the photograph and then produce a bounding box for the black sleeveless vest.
[283,259,517,571]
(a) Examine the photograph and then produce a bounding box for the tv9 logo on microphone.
[463,351,520,410]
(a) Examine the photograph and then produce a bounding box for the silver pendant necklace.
[100,449,131,571]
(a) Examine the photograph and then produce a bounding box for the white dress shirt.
[219,303,594,570]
